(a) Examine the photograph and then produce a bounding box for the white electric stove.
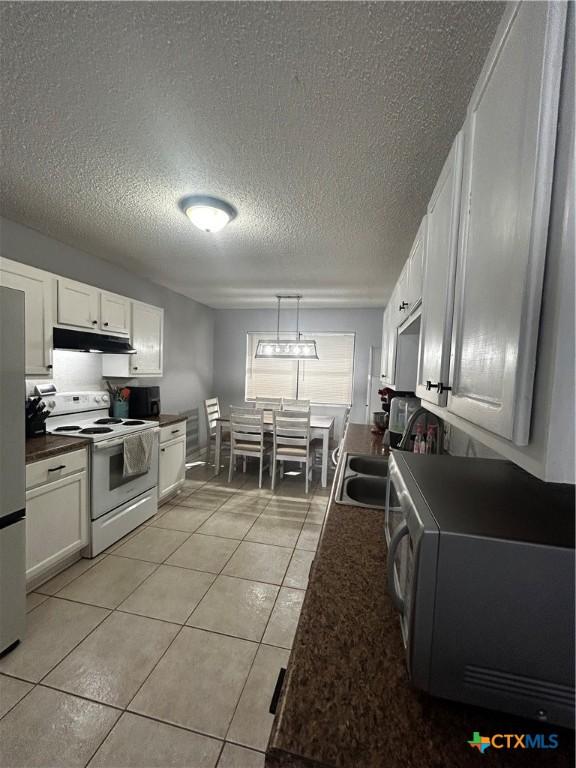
[42,391,159,556]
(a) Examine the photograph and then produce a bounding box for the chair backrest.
[282,398,311,412]
[254,397,283,411]
[273,410,311,454]
[205,397,221,436]
[230,406,265,452]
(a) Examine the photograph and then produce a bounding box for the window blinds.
[245,332,355,405]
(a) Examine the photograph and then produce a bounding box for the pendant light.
[255,296,319,359]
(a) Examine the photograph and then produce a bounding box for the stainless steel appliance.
[385,451,575,728]
[44,392,159,556]
[0,287,26,655]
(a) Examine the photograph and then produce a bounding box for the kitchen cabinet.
[447,1,566,445]
[100,291,130,335]
[380,307,391,381]
[0,258,53,375]
[159,422,186,501]
[57,278,100,329]
[25,449,88,584]
[130,301,164,376]
[396,217,426,321]
[416,134,464,407]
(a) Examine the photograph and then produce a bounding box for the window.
[245,332,355,405]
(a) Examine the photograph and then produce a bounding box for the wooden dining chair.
[271,410,312,494]
[254,397,283,412]
[228,406,271,488]
[204,397,229,466]
[282,398,311,412]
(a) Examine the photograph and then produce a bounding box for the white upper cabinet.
[130,301,163,376]
[447,1,566,445]
[416,134,464,407]
[380,307,390,380]
[100,291,130,335]
[396,218,426,322]
[0,258,53,375]
[57,278,99,329]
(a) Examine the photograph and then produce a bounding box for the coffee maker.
[128,386,161,418]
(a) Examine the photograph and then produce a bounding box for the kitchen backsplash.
[26,350,103,395]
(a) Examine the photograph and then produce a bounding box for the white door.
[159,436,186,500]
[26,472,88,581]
[448,1,566,445]
[100,291,130,335]
[0,259,53,375]
[406,217,426,313]
[58,278,99,329]
[380,308,390,380]
[416,134,464,406]
[131,302,163,375]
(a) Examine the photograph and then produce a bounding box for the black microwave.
[385,451,575,728]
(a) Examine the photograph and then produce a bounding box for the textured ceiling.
[0,1,503,308]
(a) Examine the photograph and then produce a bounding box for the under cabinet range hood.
[53,328,136,355]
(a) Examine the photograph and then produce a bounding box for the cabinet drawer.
[26,448,88,490]
[160,421,186,444]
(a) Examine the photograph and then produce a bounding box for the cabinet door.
[26,471,87,582]
[0,259,53,375]
[131,302,163,375]
[380,308,390,380]
[159,436,186,500]
[58,278,99,329]
[416,134,464,406]
[448,2,566,444]
[406,217,426,314]
[100,291,130,335]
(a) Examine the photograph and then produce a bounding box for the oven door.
[91,429,159,520]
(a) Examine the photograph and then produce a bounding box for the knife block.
[26,418,46,438]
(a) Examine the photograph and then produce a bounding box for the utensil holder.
[111,399,129,419]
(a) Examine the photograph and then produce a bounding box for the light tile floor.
[0,462,330,768]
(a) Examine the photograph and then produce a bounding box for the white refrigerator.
[0,286,26,655]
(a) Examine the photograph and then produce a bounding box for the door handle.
[387,521,409,613]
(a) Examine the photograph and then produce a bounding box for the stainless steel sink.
[347,456,388,477]
[335,452,393,509]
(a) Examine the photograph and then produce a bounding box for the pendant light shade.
[254,296,319,360]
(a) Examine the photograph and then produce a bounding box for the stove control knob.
[47,399,56,410]
[94,395,101,403]
[102,394,109,404]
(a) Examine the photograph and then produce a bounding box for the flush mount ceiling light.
[180,195,237,233]
[255,295,319,360]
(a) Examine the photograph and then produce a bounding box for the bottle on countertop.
[425,425,438,455]
[413,424,424,454]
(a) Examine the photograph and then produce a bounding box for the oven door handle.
[93,428,159,451]
[387,521,409,613]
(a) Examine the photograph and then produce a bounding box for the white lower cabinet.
[159,426,186,502]
[25,450,88,583]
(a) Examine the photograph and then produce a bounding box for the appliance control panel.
[42,391,110,416]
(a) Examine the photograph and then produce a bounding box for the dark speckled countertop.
[155,414,187,427]
[26,434,89,464]
[266,423,573,768]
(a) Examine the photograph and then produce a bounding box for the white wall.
[212,307,383,438]
[1,216,215,445]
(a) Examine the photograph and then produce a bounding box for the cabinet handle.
[48,465,66,472]
[426,381,440,391]
[438,383,452,394]
[171,429,180,435]
[47,364,53,370]
[269,667,287,715]
[133,366,138,370]
[92,320,98,325]
[161,448,165,452]
[398,301,409,311]
[104,322,109,327]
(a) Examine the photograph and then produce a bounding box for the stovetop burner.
[54,426,82,432]
[94,418,123,425]
[80,427,114,435]
[123,420,145,425]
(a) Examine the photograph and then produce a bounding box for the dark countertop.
[266,423,573,768]
[155,414,187,427]
[26,434,90,464]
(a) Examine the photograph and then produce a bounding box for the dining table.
[213,413,335,487]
